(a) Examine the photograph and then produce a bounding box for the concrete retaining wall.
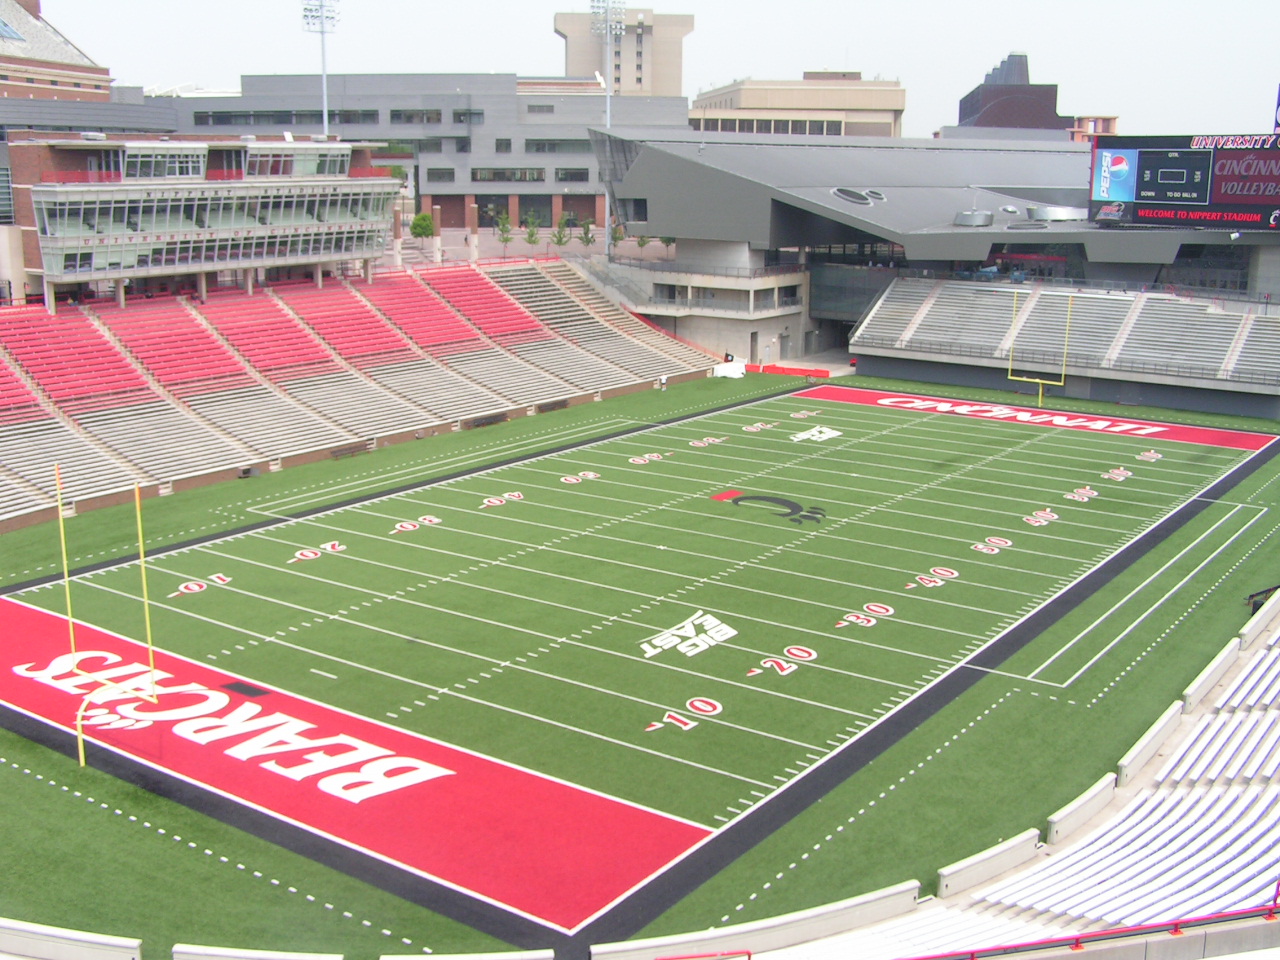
[590,880,919,960]
[172,946,341,960]
[1239,588,1280,649]
[382,953,553,960]
[0,917,140,960]
[1047,772,1116,844]
[1117,701,1183,787]
[1182,638,1240,713]
[936,829,1040,898]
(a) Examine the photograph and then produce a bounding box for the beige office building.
[690,71,905,138]
[554,8,693,98]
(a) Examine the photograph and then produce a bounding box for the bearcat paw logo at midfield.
[80,708,153,731]
[730,495,827,525]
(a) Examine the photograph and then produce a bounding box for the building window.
[455,138,470,153]
[390,109,442,124]
[620,198,648,222]
[471,168,545,182]
[426,168,455,182]
[0,18,24,40]
[721,119,737,132]
[755,119,772,133]
[124,151,206,179]
[825,120,842,135]
[739,119,754,133]
[332,110,378,125]
[527,104,554,114]
[791,120,807,135]
[808,120,824,135]
[688,118,701,131]
[452,109,484,124]
[555,168,589,182]
[419,138,443,154]
[525,139,592,154]
[495,139,511,153]
[703,119,719,132]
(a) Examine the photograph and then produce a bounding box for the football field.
[1,384,1274,938]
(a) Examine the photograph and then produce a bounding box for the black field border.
[2,383,1277,958]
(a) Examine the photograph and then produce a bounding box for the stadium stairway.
[99,295,355,460]
[486,260,717,379]
[194,290,439,441]
[420,265,640,393]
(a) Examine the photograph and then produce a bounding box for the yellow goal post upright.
[53,467,159,766]
[1007,291,1072,408]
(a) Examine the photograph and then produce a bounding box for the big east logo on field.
[13,649,452,802]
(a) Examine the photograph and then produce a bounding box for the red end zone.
[0,598,710,931]
[798,385,1277,451]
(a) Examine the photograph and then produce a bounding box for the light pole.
[302,0,340,140]
[591,0,623,259]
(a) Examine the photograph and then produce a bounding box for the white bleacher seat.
[851,278,936,345]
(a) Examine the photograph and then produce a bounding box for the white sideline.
[589,880,919,960]
[0,917,139,960]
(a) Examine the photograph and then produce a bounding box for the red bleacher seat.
[418,267,552,345]
[0,306,153,414]
[276,286,417,369]
[193,294,340,382]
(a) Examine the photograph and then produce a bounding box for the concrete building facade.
[689,72,905,138]
[554,8,693,98]
[158,73,689,231]
[7,132,398,306]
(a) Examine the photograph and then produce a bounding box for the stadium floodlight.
[591,0,624,257]
[590,0,624,129]
[302,0,341,139]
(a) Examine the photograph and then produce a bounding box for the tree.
[409,212,434,248]
[579,218,597,249]
[549,214,572,253]
[611,223,625,247]
[523,210,543,248]
[660,237,676,258]
[634,235,652,253]
[495,210,513,257]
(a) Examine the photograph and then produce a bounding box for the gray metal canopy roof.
[593,127,1273,264]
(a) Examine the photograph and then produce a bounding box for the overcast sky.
[42,0,1279,139]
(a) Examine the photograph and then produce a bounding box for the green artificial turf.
[2,372,1279,956]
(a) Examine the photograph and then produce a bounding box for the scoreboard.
[1090,134,1280,229]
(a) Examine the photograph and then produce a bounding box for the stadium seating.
[1010,291,1132,367]
[274,285,418,369]
[975,632,1280,928]
[0,305,153,414]
[1114,297,1241,375]
[855,279,1272,387]
[94,300,256,397]
[0,263,720,523]
[904,284,1022,354]
[356,272,579,405]
[488,261,713,379]
[851,278,938,347]
[193,292,436,438]
[1232,316,1280,381]
[0,358,42,425]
